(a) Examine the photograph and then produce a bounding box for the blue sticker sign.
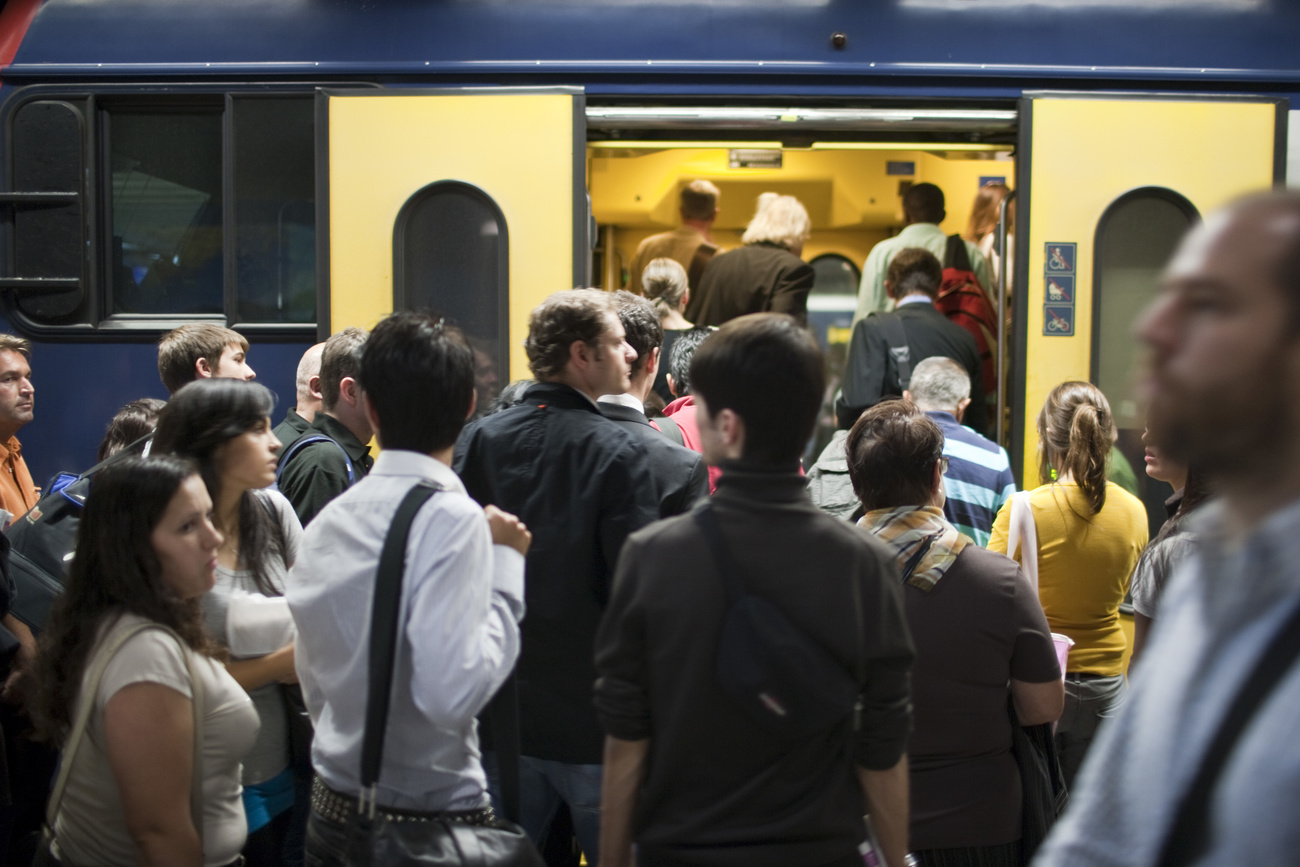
[979,175,1006,188]
[1044,305,1075,336]
[1045,243,1077,275]
[1045,275,1074,304]
[886,161,915,176]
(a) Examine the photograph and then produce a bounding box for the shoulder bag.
[344,481,542,867]
[33,620,205,866]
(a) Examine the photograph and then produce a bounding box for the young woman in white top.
[152,379,304,866]
[32,455,258,866]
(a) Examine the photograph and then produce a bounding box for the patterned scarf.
[859,506,970,592]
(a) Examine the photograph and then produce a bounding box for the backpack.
[937,234,999,405]
[273,433,356,491]
[7,436,151,632]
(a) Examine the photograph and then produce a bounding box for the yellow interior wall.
[327,93,577,381]
[1023,98,1276,484]
[590,146,1013,288]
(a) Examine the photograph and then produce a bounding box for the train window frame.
[1,84,333,340]
[392,179,511,383]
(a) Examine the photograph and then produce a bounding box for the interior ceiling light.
[586,106,1017,133]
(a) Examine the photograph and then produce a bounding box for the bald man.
[274,342,325,447]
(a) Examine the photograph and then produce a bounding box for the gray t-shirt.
[200,488,302,785]
[1129,520,1199,619]
[54,613,259,867]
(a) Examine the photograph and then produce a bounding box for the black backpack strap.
[873,311,912,391]
[359,481,441,800]
[693,504,747,605]
[945,233,973,272]
[654,415,685,447]
[1156,596,1300,866]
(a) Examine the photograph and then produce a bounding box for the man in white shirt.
[286,312,531,865]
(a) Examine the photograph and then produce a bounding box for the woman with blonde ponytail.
[989,381,1147,785]
[643,257,698,403]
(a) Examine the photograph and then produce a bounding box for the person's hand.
[485,505,532,555]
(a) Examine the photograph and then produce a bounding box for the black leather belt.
[310,777,499,828]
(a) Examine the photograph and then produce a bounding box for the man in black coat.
[598,292,707,518]
[838,247,988,437]
[454,289,659,863]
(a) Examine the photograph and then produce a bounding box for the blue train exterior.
[0,0,1298,486]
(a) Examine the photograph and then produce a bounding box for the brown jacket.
[627,226,717,296]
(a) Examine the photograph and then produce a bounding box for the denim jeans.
[1056,672,1128,786]
[483,752,602,866]
[303,810,349,867]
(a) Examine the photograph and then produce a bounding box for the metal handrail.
[995,190,1016,447]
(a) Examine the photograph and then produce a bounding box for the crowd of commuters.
[0,186,1298,867]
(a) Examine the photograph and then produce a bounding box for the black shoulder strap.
[693,503,747,605]
[359,481,441,790]
[277,434,357,487]
[655,415,685,447]
[1156,597,1300,866]
[945,233,973,272]
[873,311,912,391]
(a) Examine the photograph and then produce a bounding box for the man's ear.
[569,339,594,371]
[339,376,361,407]
[645,346,661,379]
[955,397,971,423]
[884,280,896,301]
[902,389,913,403]
[465,389,478,421]
[308,374,323,401]
[195,356,215,380]
[666,373,679,398]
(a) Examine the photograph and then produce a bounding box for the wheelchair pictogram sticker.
[1044,305,1075,336]
[1045,243,1076,275]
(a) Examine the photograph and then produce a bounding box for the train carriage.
[0,0,1295,548]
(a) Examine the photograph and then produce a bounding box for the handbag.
[1007,697,1068,865]
[33,619,205,866]
[344,481,542,867]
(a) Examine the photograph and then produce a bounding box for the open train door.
[317,87,588,383]
[1013,94,1285,505]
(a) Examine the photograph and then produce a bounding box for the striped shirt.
[927,411,1015,547]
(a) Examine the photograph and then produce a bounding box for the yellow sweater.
[989,482,1147,676]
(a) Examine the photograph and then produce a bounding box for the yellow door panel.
[1020,96,1279,483]
[323,89,584,380]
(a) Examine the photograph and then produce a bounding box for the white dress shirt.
[286,449,525,812]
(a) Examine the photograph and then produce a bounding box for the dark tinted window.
[233,98,315,323]
[107,108,224,316]
[395,182,508,407]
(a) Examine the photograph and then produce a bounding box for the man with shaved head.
[274,342,325,447]
[1036,191,1300,866]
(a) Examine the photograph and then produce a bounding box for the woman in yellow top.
[989,381,1147,785]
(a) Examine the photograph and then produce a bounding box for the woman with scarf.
[848,401,1063,867]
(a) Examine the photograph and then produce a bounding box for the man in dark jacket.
[687,192,815,327]
[595,313,914,867]
[599,292,707,518]
[278,328,374,525]
[838,247,988,437]
[454,289,659,863]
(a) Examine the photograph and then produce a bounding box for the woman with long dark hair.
[32,455,257,865]
[989,381,1148,785]
[152,378,303,865]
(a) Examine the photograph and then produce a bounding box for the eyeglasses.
[939,457,950,475]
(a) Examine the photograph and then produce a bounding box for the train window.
[394,181,509,401]
[106,107,224,316]
[232,98,315,324]
[1092,187,1199,430]
[809,253,861,295]
[2,89,316,336]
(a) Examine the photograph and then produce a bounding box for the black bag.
[8,438,149,633]
[345,481,542,867]
[695,504,860,741]
[1007,698,1068,865]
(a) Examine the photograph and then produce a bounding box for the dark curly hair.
[31,456,223,744]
